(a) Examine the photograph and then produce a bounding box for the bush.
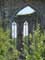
[0,28,20,60]
[23,24,45,60]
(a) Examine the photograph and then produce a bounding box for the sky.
[16,6,35,15]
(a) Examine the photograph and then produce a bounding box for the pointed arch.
[23,21,28,37]
[16,5,36,16]
[12,21,17,38]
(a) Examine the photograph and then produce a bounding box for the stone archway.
[15,5,40,60]
[16,5,37,51]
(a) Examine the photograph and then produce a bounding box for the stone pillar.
[17,22,23,52]
[28,20,33,34]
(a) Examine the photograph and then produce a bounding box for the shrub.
[23,24,45,60]
[0,28,20,60]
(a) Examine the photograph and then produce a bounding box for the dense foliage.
[23,24,45,60]
[0,19,45,60]
[0,28,20,60]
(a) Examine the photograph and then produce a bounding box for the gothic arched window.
[12,21,17,38]
[23,21,28,37]
[16,6,35,16]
